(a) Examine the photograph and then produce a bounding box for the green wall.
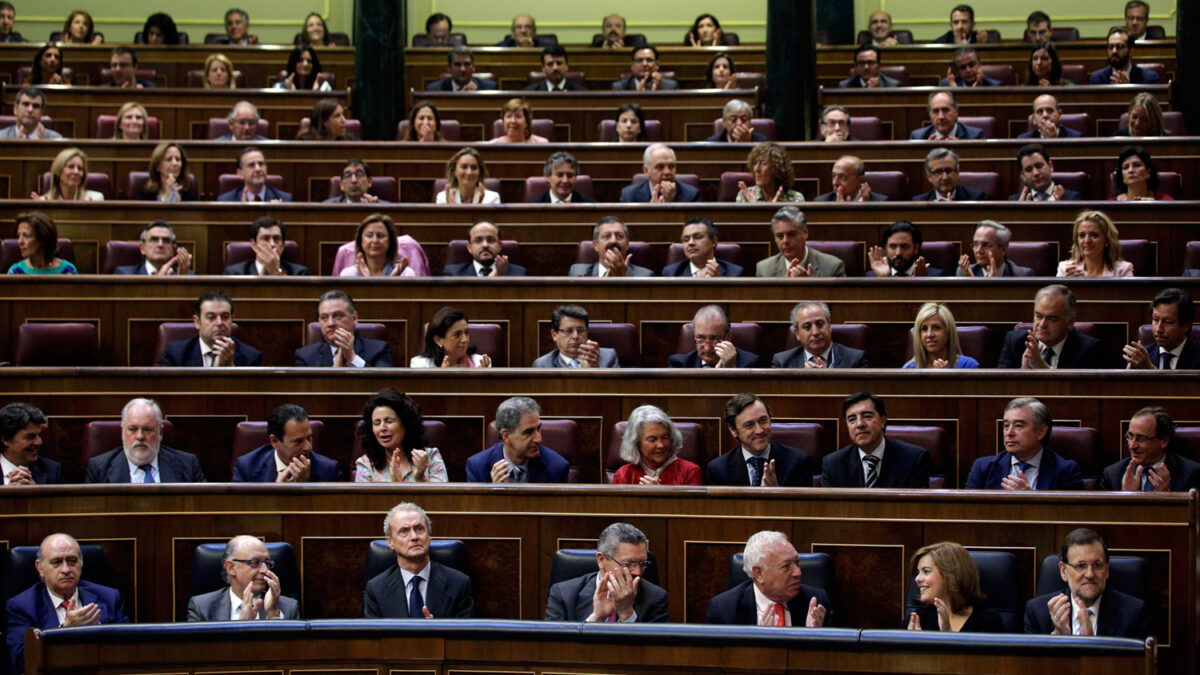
[853,0,1176,41]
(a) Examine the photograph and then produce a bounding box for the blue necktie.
[747,456,765,487]
[407,577,424,618]
[140,464,155,483]
[1141,465,1156,491]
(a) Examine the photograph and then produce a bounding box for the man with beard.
[85,398,205,483]
[1089,27,1159,84]
[914,148,985,201]
[868,221,943,277]
[568,217,654,277]
[187,535,300,620]
[442,220,526,276]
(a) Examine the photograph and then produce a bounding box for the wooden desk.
[1,484,1191,674]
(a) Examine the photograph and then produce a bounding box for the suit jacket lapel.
[574,572,598,620]
[107,453,131,483]
[846,448,866,487]
[729,448,751,486]
[34,583,59,628]
[1036,451,1058,490]
[736,583,757,624]
[425,562,450,617]
[1096,590,1119,636]
[157,449,175,482]
[254,450,275,482]
[212,589,231,620]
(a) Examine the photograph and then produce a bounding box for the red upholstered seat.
[604,421,705,482]
[154,322,240,366]
[1049,27,1080,42]
[918,241,961,276]
[1061,64,1087,84]
[327,176,399,202]
[223,241,301,269]
[886,425,951,488]
[717,172,753,202]
[676,322,762,357]
[958,172,1003,200]
[1119,239,1155,276]
[1183,241,1200,274]
[1,239,75,272]
[807,241,865,277]
[81,420,176,465]
[125,171,198,199]
[665,243,744,268]
[1051,172,1090,199]
[304,323,387,346]
[574,241,653,270]
[1006,242,1058,276]
[207,117,270,140]
[94,114,161,139]
[485,420,581,482]
[733,72,765,90]
[396,119,462,141]
[217,174,285,195]
[1137,324,1200,346]
[846,116,886,141]
[297,117,363,138]
[445,240,522,268]
[958,116,998,139]
[596,119,664,142]
[101,241,142,273]
[585,324,640,367]
[490,118,557,142]
[769,423,829,486]
[980,64,1015,85]
[1047,426,1102,488]
[859,171,905,199]
[522,175,595,202]
[711,117,777,141]
[15,323,98,366]
[420,323,506,367]
[430,178,501,200]
[1172,427,1200,463]
[230,420,327,472]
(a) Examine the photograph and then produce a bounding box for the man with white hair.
[187,535,300,620]
[706,530,831,626]
[85,398,205,483]
[755,207,846,278]
[619,144,700,203]
[957,221,1034,277]
[363,502,473,618]
[706,100,768,143]
[545,522,669,622]
[669,305,759,368]
[215,101,268,141]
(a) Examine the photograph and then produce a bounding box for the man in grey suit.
[187,535,299,621]
[771,302,868,368]
[756,206,846,278]
[85,398,206,483]
[957,221,1035,277]
[838,45,900,88]
[568,216,653,277]
[532,305,620,368]
[364,502,473,618]
[0,88,62,139]
[545,522,668,622]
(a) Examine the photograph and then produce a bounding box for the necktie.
[808,355,826,367]
[509,465,525,483]
[1076,608,1094,635]
[407,577,424,618]
[1160,352,1174,370]
[747,456,766,486]
[1034,191,1048,201]
[773,603,786,626]
[479,266,492,277]
[141,464,155,483]
[567,359,580,368]
[60,599,70,625]
[205,351,216,368]
[252,193,261,202]
[863,454,880,487]
[1016,461,1032,486]
[1142,465,1156,491]
[1041,346,1055,368]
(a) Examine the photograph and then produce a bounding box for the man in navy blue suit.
[939,46,1003,87]
[233,404,343,482]
[217,148,292,202]
[222,216,308,276]
[1017,95,1084,140]
[1089,27,1159,85]
[442,220,527,277]
[965,397,1083,490]
[662,217,743,278]
[524,45,586,91]
[705,99,769,143]
[428,46,497,91]
[912,148,986,202]
[1099,406,1200,492]
[86,398,206,483]
[706,393,819,486]
[771,302,868,369]
[294,290,393,367]
[545,522,668,622]
[997,285,1104,369]
[528,152,594,205]
[669,305,758,368]
[822,392,930,488]
[867,220,945,277]
[7,533,129,674]
[707,531,830,627]
[1,402,60,485]
[465,397,569,483]
[619,144,700,203]
[1123,288,1200,370]
[1024,528,1151,639]
[364,502,473,618]
[1010,144,1084,201]
[159,291,263,367]
[105,47,155,88]
[113,221,193,275]
[909,90,986,140]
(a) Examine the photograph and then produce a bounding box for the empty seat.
[522,175,595,202]
[1006,242,1058,276]
[1143,26,1166,40]
[665,243,744,269]
[849,116,886,141]
[420,322,506,367]
[1050,27,1080,42]
[596,119,664,142]
[1051,172,1089,199]
[15,323,98,366]
[676,322,762,360]
[207,117,270,140]
[1046,426,1102,488]
[1060,64,1088,85]
[957,116,998,139]
[958,172,1003,200]
[733,72,765,90]
[979,64,1015,85]
[585,324,640,367]
[574,241,654,271]
[396,118,461,141]
[710,117,777,141]
[808,241,865,277]
[94,114,161,139]
[327,176,399,203]
[101,240,143,274]
[1186,242,1200,275]
[485,419,582,482]
[862,171,906,199]
[917,241,960,276]
[886,425,951,488]
[1119,239,1154,276]
[717,172,752,202]
[604,421,705,482]
[489,118,557,142]
[769,423,829,476]
[298,116,363,139]
[191,542,298,599]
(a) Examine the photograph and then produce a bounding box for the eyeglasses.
[342,170,367,180]
[1064,561,1107,573]
[231,558,275,569]
[145,236,174,245]
[855,60,878,67]
[928,168,958,176]
[605,553,652,571]
[1125,433,1158,443]
[694,334,726,344]
[556,327,587,337]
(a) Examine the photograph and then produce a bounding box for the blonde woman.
[1057,210,1132,278]
[202,53,236,89]
[112,101,149,140]
[33,148,102,201]
[436,148,500,204]
[904,303,979,369]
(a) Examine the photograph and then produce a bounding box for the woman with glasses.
[611,405,701,485]
[905,541,1002,632]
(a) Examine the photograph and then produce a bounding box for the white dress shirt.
[753,583,791,626]
[124,457,159,483]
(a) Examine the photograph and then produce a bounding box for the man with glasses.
[965,397,1083,490]
[114,221,193,274]
[940,46,1002,87]
[707,530,830,626]
[532,305,620,368]
[364,502,473,618]
[914,148,984,201]
[187,535,298,620]
[839,44,899,88]
[325,158,384,204]
[545,522,668,622]
[1099,406,1200,492]
[1024,528,1151,638]
[216,102,269,142]
[817,105,853,142]
[669,305,757,368]
[104,46,154,88]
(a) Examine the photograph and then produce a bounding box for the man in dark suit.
[707,393,820,486]
[1123,288,1200,370]
[956,221,1036,278]
[932,5,987,44]
[217,147,292,202]
[428,46,497,91]
[772,302,868,368]
[159,290,263,367]
[233,404,343,482]
[997,285,1104,369]
[705,99,769,143]
[214,8,258,45]
[612,46,678,90]
[823,392,930,488]
[1,403,60,485]
[114,221,193,275]
[707,531,830,627]
[1099,406,1200,492]
[867,220,945,277]
[1010,144,1084,201]
[7,533,129,674]
[913,147,986,201]
[939,46,1003,86]
[568,217,654,278]
[909,90,986,140]
[214,102,269,142]
[465,397,570,483]
[364,502,473,618]
[324,159,388,204]
[187,535,300,621]
[105,47,156,88]
[524,45,585,91]
[839,44,900,88]
[669,305,758,369]
[495,13,555,47]
[618,144,699,203]
[593,14,644,48]
[86,398,205,483]
[442,220,527,277]
[817,105,857,142]
[1024,528,1150,639]
[532,305,621,368]
[663,217,743,278]
[294,290,393,367]
[0,3,25,43]
[222,216,308,276]
[1017,95,1085,140]
[1089,27,1159,84]
[965,397,1083,490]
[545,522,668,622]
[814,155,889,201]
[529,152,594,205]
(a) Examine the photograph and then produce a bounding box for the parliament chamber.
[0,6,1195,675]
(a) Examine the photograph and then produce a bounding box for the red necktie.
[773,603,786,626]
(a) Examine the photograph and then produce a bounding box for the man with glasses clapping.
[544,523,668,623]
[187,535,299,620]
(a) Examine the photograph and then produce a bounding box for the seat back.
[1187,241,1200,274]
[0,239,75,273]
[596,119,664,142]
[848,116,885,140]
[1050,27,1080,42]
[878,66,910,86]
[430,178,502,201]
[886,426,950,488]
[154,322,240,366]
[574,241,654,271]
[207,117,270,140]
[363,539,469,592]
[665,243,744,269]
[490,118,557,142]
[807,241,865,277]
[604,421,704,481]
[1118,239,1154,276]
[980,64,1015,85]
[1143,26,1166,39]
[191,542,299,599]
[82,420,176,464]
[711,117,777,141]
[957,116,997,139]
[905,550,1022,633]
[1118,111,1185,136]
[101,240,144,274]
[551,548,659,587]
[328,176,399,203]
[1046,427,1102,486]
[1172,427,1200,462]
[728,552,835,602]
[1036,555,1150,605]
[1051,172,1089,199]
[7,546,106,601]
[717,172,753,202]
[917,241,960,276]
[1006,242,1058,276]
[768,423,828,474]
[304,322,386,346]
[95,114,161,140]
[733,72,765,90]
[444,240,521,268]
[586,324,640,367]
[485,420,582,482]
[230,421,328,472]
[420,322,506,367]
[1061,64,1088,84]
[522,175,595,202]
[958,172,1003,200]
[223,241,301,269]
[862,171,906,199]
[40,172,112,200]
[396,119,462,141]
[15,323,98,366]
